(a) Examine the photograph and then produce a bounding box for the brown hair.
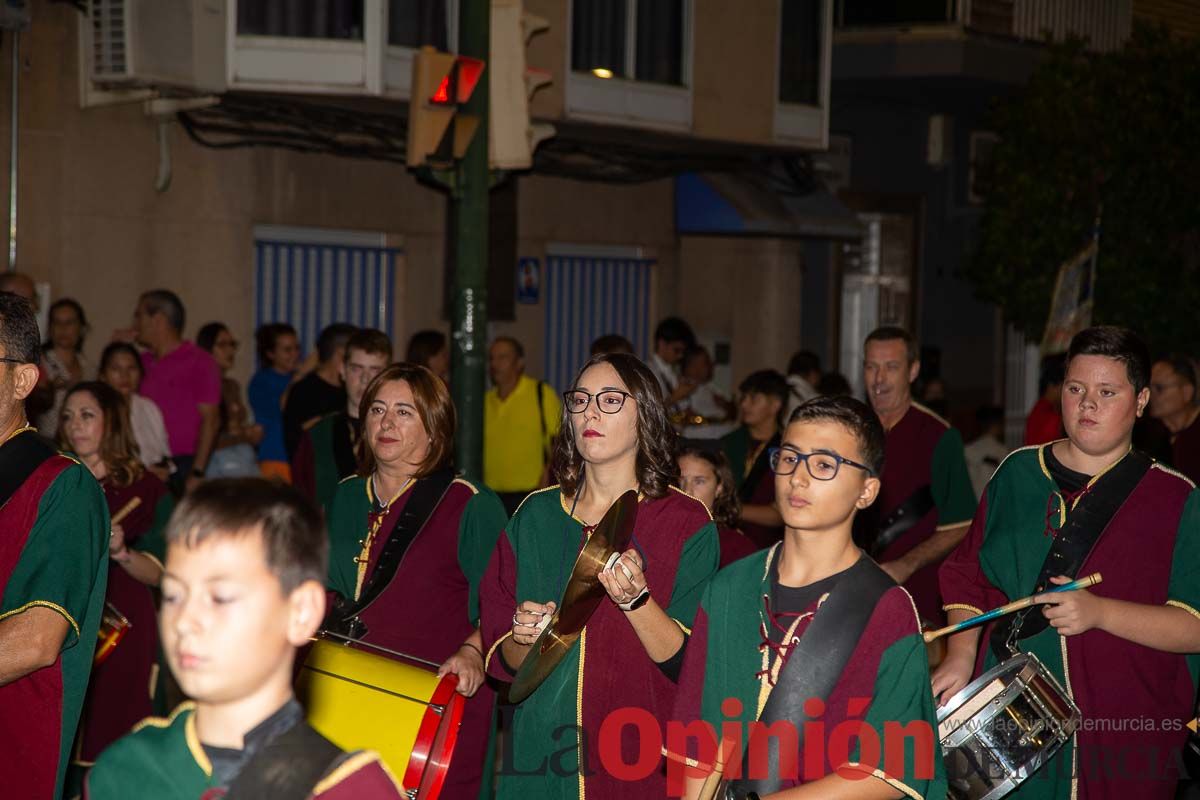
[60,381,144,488]
[552,352,678,499]
[677,446,740,528]
[357,363,455,477]
[346,328,393,362]
[166,478,327,593]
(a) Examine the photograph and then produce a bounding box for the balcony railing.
[834,0,1131,53]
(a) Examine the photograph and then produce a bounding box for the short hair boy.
[85,479,405,799]
[292,329,393,512]
[720,369,791,548]
[670,396,947,799]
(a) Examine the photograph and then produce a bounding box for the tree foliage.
[966,25,1200,353]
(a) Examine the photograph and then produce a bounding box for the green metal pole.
[451,0,489,481]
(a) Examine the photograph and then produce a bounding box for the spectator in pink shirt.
[129,290,221,494]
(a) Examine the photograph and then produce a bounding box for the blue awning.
[676,171,863,239]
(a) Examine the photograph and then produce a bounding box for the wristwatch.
[190,467,206,478]
[618,587,651,612]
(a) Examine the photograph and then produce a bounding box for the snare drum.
[94,601,131,665]
[938,652,1080,800]
[296,634,464,800]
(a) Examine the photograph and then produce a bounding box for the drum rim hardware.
[938,650,1081,800]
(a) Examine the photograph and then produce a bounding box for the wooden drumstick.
[111,496,142,526]
[923,572,1103,643]
[696,735,737,800]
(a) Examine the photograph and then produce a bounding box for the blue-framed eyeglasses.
[768,446,875,480]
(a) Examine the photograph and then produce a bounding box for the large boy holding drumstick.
[937,326,1200,800]
[670,396,945,799]
[85,479,405,799]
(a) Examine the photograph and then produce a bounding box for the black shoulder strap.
[870,484,935,556]
[327,468,457,637]
[224,719,343,800]
[331,414,358,480]
[729,555,896,796]
[990,449,1152,657]
[738,432,781,504]
[0,430,58,510]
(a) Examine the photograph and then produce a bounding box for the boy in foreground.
[670,396,946,799]
[85,478,405,798]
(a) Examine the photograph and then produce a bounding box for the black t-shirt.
[283,372,346,459]
[1043,444,1092,495]
[766,554,857,648]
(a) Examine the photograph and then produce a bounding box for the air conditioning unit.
[88,0,226,93]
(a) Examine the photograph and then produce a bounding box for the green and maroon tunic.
[670,545,947,798]
[78,472,175,762]
[326,474,508,800]
[479,486,719,800]
[721,426,783,549]
[292,412,359,514]
[871,403,976,626]
[940,444,1200,800]
[83,703,407,799]
[0,429,109,799]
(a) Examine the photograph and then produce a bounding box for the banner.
[1041,229,1099,356]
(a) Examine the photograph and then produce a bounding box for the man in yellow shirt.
[484,337,561,515]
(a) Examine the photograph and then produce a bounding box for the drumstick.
[695,735,737,800]
[923,572,1103,643]
[111,496,142,525]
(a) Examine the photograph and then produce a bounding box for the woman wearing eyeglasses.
[479,352,719,800]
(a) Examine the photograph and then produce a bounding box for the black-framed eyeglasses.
[768,446,874,480]
[563,389,632,415]
[0,357,25,366]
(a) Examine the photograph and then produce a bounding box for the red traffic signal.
[408,48,486,167]
[429,56,482,106]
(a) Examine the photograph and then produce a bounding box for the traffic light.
[489,0,555,170]
[407,46,486,168]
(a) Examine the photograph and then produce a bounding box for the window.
[836,0,957,27]
[237,1,365,40]
[774,0,832,146]
[387,0,448,49]
[571,0,685,86]
[229,0,454,96]
[779,1,824,106]
[566,0,691,129]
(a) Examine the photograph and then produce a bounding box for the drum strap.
[727,555,895,798]
[870,484,934,557]
[0,429,57,511]
[327,467,457,637]
[990,449,1151,659]
[331,413,358,480]
[224,719,344,800]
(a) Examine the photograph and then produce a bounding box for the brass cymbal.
[508,489,639,703]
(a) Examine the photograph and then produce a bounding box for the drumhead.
[938,653,1032,724]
